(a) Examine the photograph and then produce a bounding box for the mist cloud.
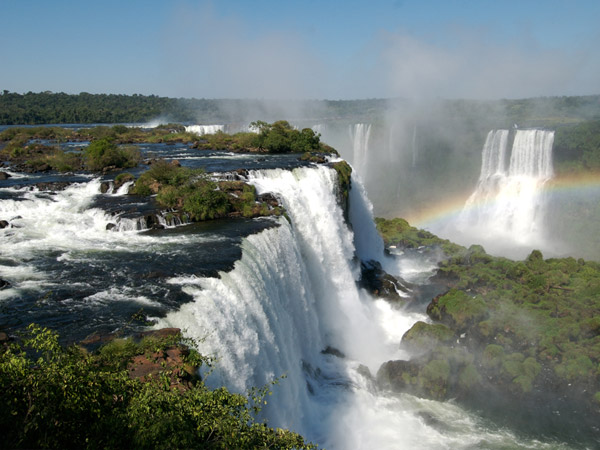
[378,28,592,100]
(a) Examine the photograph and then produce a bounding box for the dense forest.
[0,91,388,125]
[2,90,599,127]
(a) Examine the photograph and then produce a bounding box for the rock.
[0,220,9,229]
[257,192,280,208]
[0,279,10,289]
[0,171,12,180]
[426,288,488,331]
[321,346,346,358]
[170,159,181,167]
[234,169,249,179]
[0,332,9,345]
[33,181,72,191]
[106,223,116,231]
[100,182,111,193]
[359,260,412,302]
[377,359,421,392]
[137,328,181,340]
[401,321,455,353]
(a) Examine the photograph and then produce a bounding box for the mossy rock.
[401,321,455,353]
[482,344,505,370]
[418,359,451,400]
[458,363,482,391]
[426,288,488,331]
[376,359,420,393]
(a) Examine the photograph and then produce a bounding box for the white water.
[350,124,372,176]
[158,165,561,449]
[439,129,555,258]
[185,124,225,135]
[0,181,220,302]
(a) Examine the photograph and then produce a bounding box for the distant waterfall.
[185,124,225,135]
[349,124,371,174]
[459,129,555,254]
[411,124,418,168]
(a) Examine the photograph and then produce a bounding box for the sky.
[2,0,600,100]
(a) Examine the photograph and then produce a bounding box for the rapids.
[0,138,582,448]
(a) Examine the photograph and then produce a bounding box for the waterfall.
[184,124,225,135]
[411,124,418,168]
[158,166,425,446]
[349,123,372,174]
[457,129,555,256]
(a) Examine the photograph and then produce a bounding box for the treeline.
[0,90,389,125]
[0,91,197,124]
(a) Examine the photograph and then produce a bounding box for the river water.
[0,138,586,448]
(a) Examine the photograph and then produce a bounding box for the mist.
[156,2,600,261]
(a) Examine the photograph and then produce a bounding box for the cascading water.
[349,123,372,176]
[184,124,225,135]
[449,129,555,258]
[157,165,557,449]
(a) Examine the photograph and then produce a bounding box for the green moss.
[427,289,487,330]
[418,359,450,400]
[512,375,535,393]
[401,321,455,352]
[458,363,482,390]
[332,161,352,203]
[482,344,505,370]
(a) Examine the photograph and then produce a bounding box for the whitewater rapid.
[157,165,563,449]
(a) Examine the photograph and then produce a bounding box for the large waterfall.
[451,129,555,257]
[157,165,552,448]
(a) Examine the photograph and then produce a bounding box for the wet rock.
[0,171,12,180]
[32,181,72,191]
[234,168,248,179]
[0,331,10,347]
[377,359,421,392]
[100,182,111,193]
[0,220,9,229]
[258,192,280,208]
[137,328,181,340]
[359,260,412,302]
[106,223,116,231]
[321,346,346,358]
[170,159,181,167]
[0,279,10,289]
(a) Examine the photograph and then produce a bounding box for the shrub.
[83,138,140,171]
[0,324,315,449]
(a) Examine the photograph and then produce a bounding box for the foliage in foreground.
[0,324,315,449]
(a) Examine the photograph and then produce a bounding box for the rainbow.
[402,172,600,230]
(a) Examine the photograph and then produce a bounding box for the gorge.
[0,120,599,449]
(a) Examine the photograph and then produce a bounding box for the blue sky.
[2,0,600,99]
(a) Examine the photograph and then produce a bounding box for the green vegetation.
[377,218,600,426]
[553,120,600,173]
[0,324,314,449]
[131,160,281,221]
[374,217,464,256]
[196,120,331,154]
[0,90,390,125]
[332,160,352,206]
[83,138,140,171]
